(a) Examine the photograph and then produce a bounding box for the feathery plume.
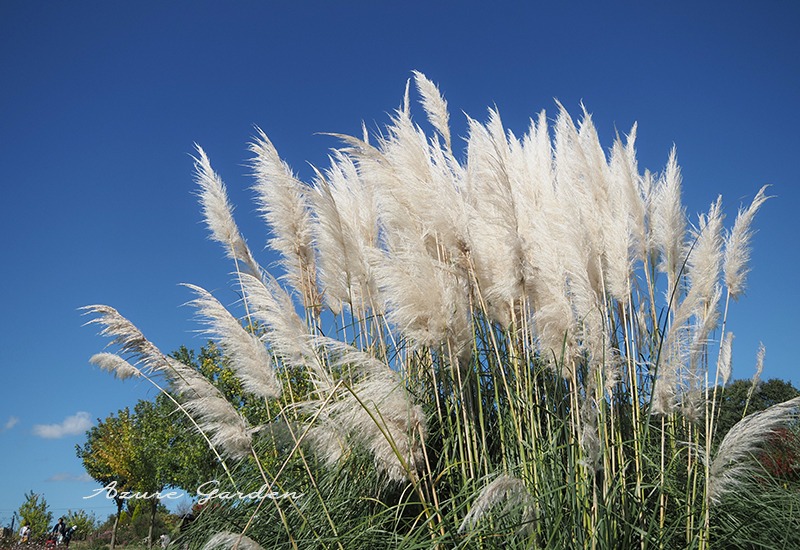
[309,173,350,314]
[745,342,766,408]
[463,109,525,325]
[367,97,467,257]
[83,304,253,459]
[183,283,281,399]
[717,331,734,386]
[237,272,333,391]
[613,124,649,262]
[651,354,679,415]
[651,148,686,295]
[709,395,800,503]
[309,152,377,315]
[370,241,472,355]
[165,356,253,460]
[194,146,262,278]
[89,352,142,380]
[250,128,318,306]
[723,185,770,300]
[82,305,169,375]
[412,70,451,151]
[580,397,602,473]
[459,474,536,534]
[686,196,724,314]
[576,108,633,304]
[306,369,427,482]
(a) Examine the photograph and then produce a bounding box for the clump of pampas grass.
[85,73,799,549]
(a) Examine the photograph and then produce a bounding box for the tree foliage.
[77,408,136,549]
[17,491,52,539]
[715,378,800,440]
[77,344,247,548]
[63,509,98,541]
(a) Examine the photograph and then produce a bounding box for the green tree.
[78,396,204,550]
[129,397,186,549]
[80,342,289,548]
[64,509,98,541]
[17,491,52,539]
[77,409,137,550]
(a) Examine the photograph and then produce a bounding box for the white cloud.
[46,472,93,483]
[1,416,19,431]
[33,412,93,439]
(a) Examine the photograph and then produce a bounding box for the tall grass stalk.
[86,74,799,549]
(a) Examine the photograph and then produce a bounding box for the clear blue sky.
[1,1,798,527]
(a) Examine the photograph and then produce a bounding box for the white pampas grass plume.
[349,99,470,338]
[412,70,451,151]
[237,272,333,391]
[83,304,253,459]
[366,97,467,257]
[610,124,648,264]
[194,146,262,278]
[183,283,281,399]
[723,185,770,300]
[309,152,377,315]
[651,148,686,295]
[310,168,354,315]
[463,110,525,325]
[202,532,264,550]
[708,394,800,503]
[350,372,427,481]
[576,107,633,304]
[299,333,427,481]
[166,356,253,460]
[459,474,536,534]
[306,370,427,482]
[89,352,142,380]
[371,241,472,354]
[686,195,725,314]
[82,305,170,375]
[651,354,679,416]
[250,128,318,306]
[717,331,734,386]
[746,342,766,406]
[688,283,722,373]
[754,342,765,382]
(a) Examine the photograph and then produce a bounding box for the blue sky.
[1,1,799,527]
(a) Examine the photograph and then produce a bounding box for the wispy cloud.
[33,412,93,439]
[1,416,19,432]
[46,472,93,483]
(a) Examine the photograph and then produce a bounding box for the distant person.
[19,523,31,543]
[51,518,66,544]
[62,526,77,548]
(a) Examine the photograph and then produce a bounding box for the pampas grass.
[83,305,253,461]
[724,186,771,300]
[459,474,536,535]
[709,396,800,503]
[90,352,142,381]
[86,74,797,549]
[183,283,281,399]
